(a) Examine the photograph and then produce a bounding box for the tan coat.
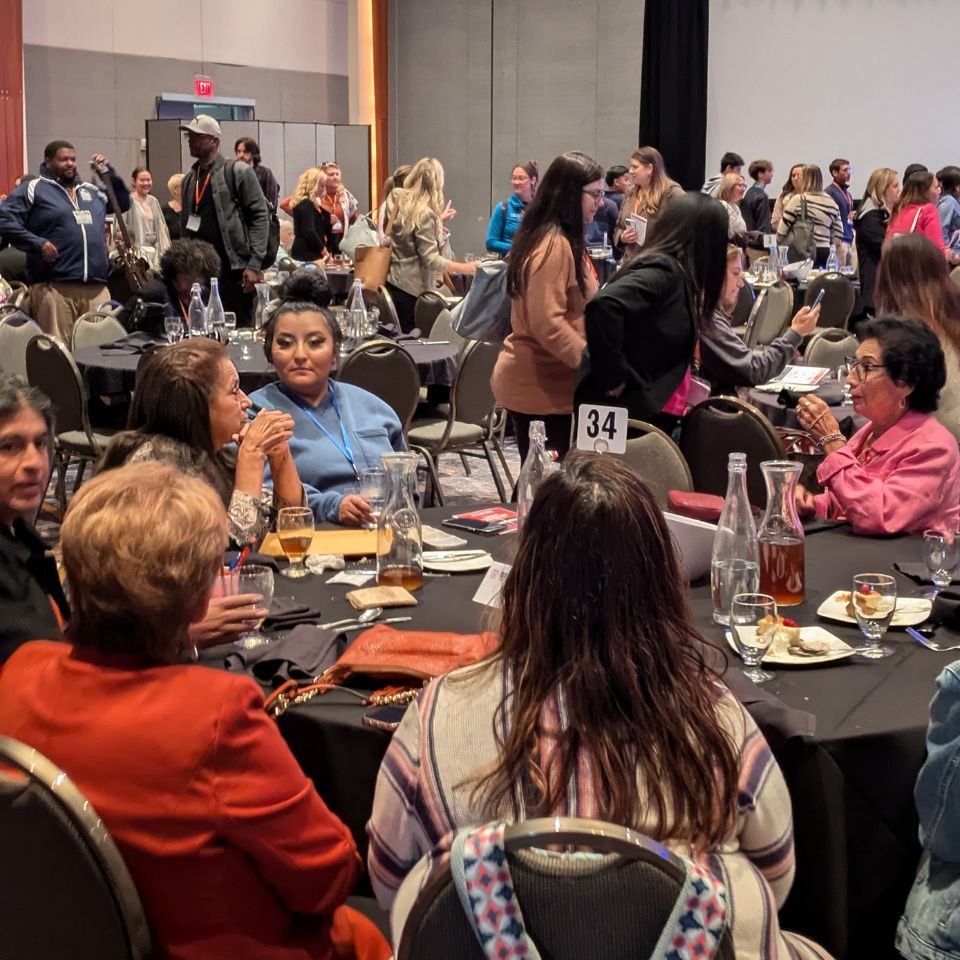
[490,231,596,415]
[385,201,452,298]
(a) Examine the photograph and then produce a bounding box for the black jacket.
[0,518,69,664]
[578,254,695,421]
[855,206,887,313]
[741,184,773,235]
[291,199,334,261]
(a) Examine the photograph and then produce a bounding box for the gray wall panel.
[335,126,371,214]
[316,126,337,169]
[283,123,319,199]
[145,120,183,203]
[257,122,287,197]
[281,73,350,125]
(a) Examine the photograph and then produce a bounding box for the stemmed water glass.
[234,565,275,649]
[359,468,387,528]
[163,315,183,344]
[277,506,314,579]
[223,311,238,343]
[851,573,897,659]
[837,360,853,405]
[922,530,958,598]
[729,593,778,684]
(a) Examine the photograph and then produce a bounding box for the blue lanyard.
[282,382,358,479]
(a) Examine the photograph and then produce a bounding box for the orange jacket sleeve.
[211,679,362,915]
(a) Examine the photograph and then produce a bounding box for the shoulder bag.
[353,209,395,292]
[450,258,512,341]
[784,196,817,263]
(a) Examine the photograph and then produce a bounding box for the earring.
[899,396,906,410]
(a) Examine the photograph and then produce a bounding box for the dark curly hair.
[159,239,222,297]
[262,269,337,362]
[860,314,945,413]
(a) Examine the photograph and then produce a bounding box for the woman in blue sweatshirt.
[485,161,538,255]
[249,272,406,526]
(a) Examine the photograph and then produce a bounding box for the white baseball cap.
[179,115,222,138]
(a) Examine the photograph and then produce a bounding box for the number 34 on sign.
[575,404,628,455]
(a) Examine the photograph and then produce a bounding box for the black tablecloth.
[748,379,867,436]
[219,507,944,959]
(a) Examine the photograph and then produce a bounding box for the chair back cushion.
[72,312,128,351]
[0,313,40,379]
[620,431,692,506]
[452,340,499,426]
[804,330,858,370]
[414,292,451,338]
[337,341,421,428]
[26,334,87,434]
[804,273,855,330]
[745,282,793,348]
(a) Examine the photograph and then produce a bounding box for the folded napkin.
[263,596,323,631]
[222,624,346,686]
[931,595,960,632]
[100,332,163,354]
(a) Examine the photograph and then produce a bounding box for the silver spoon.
[318,606,383,630]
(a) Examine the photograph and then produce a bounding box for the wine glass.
[851,573,897,659]
[922,530,958,597]
[234,565,275,649]
[223,311,238,343]
[837,361,853,405]
[163,315,182,344]
[729,593,778,684]
[358,469,387,528]
[277,507,314,579]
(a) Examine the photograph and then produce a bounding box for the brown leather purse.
[265,624,499,718]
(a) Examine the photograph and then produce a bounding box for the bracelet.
[816,432,845,449]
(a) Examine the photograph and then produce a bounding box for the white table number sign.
[576,404,628,455]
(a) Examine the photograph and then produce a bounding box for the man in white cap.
[178,115,269,325]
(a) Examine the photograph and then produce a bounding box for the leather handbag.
[264,624,499,717]
[784,196,817,263]
[353,245,392,292]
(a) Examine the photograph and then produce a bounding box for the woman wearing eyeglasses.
[794,315,960,535]
[490,152,603,462]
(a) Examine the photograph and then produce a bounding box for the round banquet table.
[203,508,941,960]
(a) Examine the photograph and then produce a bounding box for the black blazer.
[855,207,887,313]
[0,518,69,664]
[291,199,334,261]
[578,254,695,421]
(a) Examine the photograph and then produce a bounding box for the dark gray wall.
[388,0,644,254]
[24,44,349,185]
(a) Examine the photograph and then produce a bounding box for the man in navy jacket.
[0,140,129,344]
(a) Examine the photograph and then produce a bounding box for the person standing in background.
[234,137,280,208]
[936,165,960,249]
[604,164,631,211]
[701,151,744,197]
[319,163,358,256]
[825,158,855,257]
[126,168,171,271]
[486,161,539,256]
[614,146,683,265]
[163,173,183,241]
[741,159,774,236]
[0,140,129,344]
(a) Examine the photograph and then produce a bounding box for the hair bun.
[277,269,332,308]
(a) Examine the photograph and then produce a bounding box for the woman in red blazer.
[0,460,389,960]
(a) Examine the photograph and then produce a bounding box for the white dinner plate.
[816,590,931,628]
[422,551,493,573]
[725,625,856,666]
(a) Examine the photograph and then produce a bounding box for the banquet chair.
[414,291,455,338]
[377,285,402,330]
[743,281,793,348]
[730,279,756,336]
[803,272,855,330]
[427,308,466,353]
[72,310,128,351]
[408,339,509,505]
[680,396,785,507]
[0,311,41,379]
[0,736,151,960]
[619,419,692,507]
[26,333,116,514]
[397,817,734,960]
[803,328,858,370]
[335,338,421,431]
[6,280,29,309]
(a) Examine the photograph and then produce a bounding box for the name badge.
[72,209,93,225]
[576,403,628,455]
[186,214,201,233]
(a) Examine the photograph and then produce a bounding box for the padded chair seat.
[59,429,115,453]
[408,419,485,448]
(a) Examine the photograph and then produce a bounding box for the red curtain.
[0,0,24,196]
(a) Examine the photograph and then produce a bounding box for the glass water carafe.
[758,460,805,606]
[376,452,423,591]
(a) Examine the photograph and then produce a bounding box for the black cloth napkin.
[100,332,163,354]
[221,625,346,686]
[930,595,960,632]
[263,596,323,631]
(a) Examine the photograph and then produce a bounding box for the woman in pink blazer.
[794,316,960,535]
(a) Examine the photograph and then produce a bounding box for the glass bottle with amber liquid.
[376,452,423,590]
[758,460,805,606]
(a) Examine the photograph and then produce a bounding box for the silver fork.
[906,627,960,652]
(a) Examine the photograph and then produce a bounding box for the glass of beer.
[277,506,314,579]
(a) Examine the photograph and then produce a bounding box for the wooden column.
[371,0,388,203]
[0,0,24,195]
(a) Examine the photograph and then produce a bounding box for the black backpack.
[225,159,280,269]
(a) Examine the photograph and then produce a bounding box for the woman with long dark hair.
[875,233,960,441]
[886,170,952,259]
[490,151,603,461]
[771,162,804,230]
[369,454,833,960]
[578,191,728,427]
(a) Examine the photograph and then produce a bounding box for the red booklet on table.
[442,506,518,535]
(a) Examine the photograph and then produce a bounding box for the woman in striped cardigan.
[367,453,833,960]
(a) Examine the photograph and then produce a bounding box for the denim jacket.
[897,660,960,960]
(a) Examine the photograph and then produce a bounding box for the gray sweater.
[700,311,801,391]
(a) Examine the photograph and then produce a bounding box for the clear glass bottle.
[345,278,367,348]
[758,460,805,606]
[205,277,226,339]
[376,452,423,591]
[188,283,206,337]
[710,452,760,624]
[253,283,272,332]
[825,244,840,272]
[516,421,552,528]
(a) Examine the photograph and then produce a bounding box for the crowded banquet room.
[3,0,960,957]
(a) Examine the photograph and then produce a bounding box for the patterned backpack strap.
[450,820,542,960]
[652,856,728,960]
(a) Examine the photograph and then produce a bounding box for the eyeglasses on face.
[844,356,886,381]
[582,188,604,202]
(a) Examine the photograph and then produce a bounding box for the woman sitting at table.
[776,164,843,267]
[794,315,960,535]
[0,375,69,665]
[368,453,833,960]
[101,337,303,547]
[875,233,960,442]
[290,167,335,263]
[700,245,820,393]
[717,171,748,242]
[0,461,391,960]
[249,271,406,526]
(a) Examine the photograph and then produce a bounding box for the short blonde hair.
[167,173,184,197]
[717,172,745,203]
[61,461,227,663]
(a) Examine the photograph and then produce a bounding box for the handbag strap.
[909,207,922,233]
